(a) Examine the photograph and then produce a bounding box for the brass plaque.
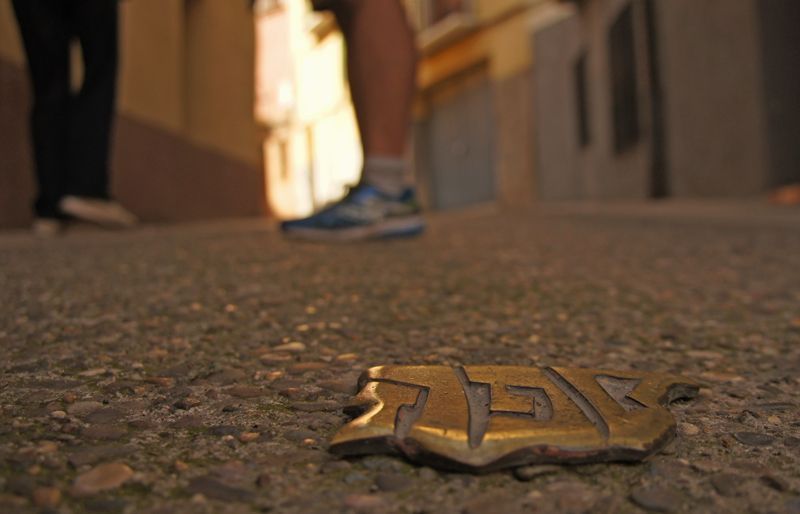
[330,366,699,471]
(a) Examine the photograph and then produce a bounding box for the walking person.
[12,0,137,235]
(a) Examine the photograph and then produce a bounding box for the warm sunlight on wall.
[254,1,361,219]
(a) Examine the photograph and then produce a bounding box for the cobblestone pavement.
[1,203,799,514]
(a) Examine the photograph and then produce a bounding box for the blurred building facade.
[259,0,799,211]
[533,0,800,200]
[1,0,798,228]
[411,0,800,206]
[408,0,542,209]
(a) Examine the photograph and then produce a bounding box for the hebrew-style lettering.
[330,365,699,471]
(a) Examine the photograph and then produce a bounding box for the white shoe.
[31,218,62,238]
[59,196,138,228]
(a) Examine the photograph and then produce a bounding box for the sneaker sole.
[60,199,137,228]
[283,216,425,243]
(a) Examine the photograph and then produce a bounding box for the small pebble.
[71,462,134,497]
[629,486,682,513]
[186,476,254,502]
[733,432,776,447]
[238,432,260,443]
[710,473,742,497]
[256,473,271,488]
[273,342,306,353]
[343,494,385,512]
[375,472,412,492]
[226,386,266,399]
[82,424,127,441]
[761,475,789,492]
[32,487,61,509]
[259,353,293,364]
[36,441,59,454]
[343,472,369,485]
[418,467,438,481]
[78,368,107,377]
[335,353,359,362]
[144,376,175,388]
[678,422,700,437]
[513,465,560,482]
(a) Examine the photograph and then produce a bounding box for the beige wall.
[0,2,23,65]
[118,0,186,133]
[121,0,259,166]
[183,0,258,166]
[418,3,540,88]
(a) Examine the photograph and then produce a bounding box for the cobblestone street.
[1,202,799,514]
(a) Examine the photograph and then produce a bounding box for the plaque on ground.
[330,366,699,472]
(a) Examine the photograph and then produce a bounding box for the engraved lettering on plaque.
[331,366,699,471]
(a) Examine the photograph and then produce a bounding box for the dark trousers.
[12,0,118,218]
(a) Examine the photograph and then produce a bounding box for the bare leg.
[329,0,417,158]
[281,0,423,240]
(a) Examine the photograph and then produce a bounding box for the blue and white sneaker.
[280,184,425,242]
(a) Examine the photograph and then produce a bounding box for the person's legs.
[11,0,71,220]
[330,0,416,157]
[281,0,422,241]
[329,0,417,195]
[56,0,136,228]
[66,0,119,199]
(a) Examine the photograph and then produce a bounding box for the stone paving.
[0,203,799,514]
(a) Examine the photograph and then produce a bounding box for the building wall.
[183,0,259,166]
[0,0,265,228]
[421,0,797,203]
[414,0,545,208]
[534,0,653,201]
[533,0,781,200]
[419,67,496,210]
[581,0,653,199]
[531,7,583,200]
[757,0,800,188]
[0,55,32,228]
[117,1,186,133]
[657,0,769,197]
[494,68,536,206]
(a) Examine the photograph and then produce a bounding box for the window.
[608,3,640,153]
[574,52,591,147]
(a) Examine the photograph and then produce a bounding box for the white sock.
[362,156,409,196]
